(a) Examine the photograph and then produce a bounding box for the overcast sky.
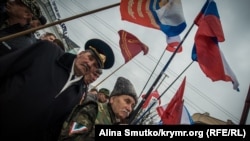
[54,0,250,124]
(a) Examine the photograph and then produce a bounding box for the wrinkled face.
[110,95,136,120]
[6,0,33,24]
[74,51,100,77]
[84,68,101,85]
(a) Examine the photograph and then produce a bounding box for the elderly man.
[58,77,138,141]
[0,39,115,140]
[79,69,103,104]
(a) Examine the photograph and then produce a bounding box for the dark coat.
[0,41,87,140]
[0,23,38,56]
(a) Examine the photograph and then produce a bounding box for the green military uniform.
[58,77,138,141]
[58,100,117,141]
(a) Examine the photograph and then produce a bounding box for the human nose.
[125,104,133,113]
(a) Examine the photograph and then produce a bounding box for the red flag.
[120,0,159,30]
[191,0,239,91]
[156,104,193,125]
[141,90,161,109]
[120,0,186,53]
[160,77,186,124]
[118,30,149,63]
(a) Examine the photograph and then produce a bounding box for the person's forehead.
[115,95,135,103]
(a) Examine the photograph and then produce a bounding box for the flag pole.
[129,21,195,124]
[93,63,125,88]
[136,72,168,124]
[159,61,194,99]
[239,85,250,125]
[0,2,120,42]
[155,73,168,90]
[138,49,166,98]
[132,61,194,124]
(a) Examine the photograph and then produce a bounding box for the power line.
[56,0,240,123]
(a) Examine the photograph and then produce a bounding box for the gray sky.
[54,0,250,124]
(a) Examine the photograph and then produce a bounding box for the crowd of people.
[0,0,138,141]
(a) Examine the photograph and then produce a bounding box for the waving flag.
[192,0,239,91]
[141,90,161,109]
[118,30,149,63]
[120,0,159,30]
[120,0,186,53]
[158,77,187,124]
[166,35,183,53]
[157,104,193,125]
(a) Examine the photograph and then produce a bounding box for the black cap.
[85,39,115,69]
[38,15,47,25]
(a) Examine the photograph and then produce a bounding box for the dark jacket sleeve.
[58,101,98,141]
[0,40,60,79]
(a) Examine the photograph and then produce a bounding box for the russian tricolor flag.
[151,0,186,37]
[192,0,239,91]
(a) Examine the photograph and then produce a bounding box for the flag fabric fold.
[157,104,193,125]
[181,105,194,124]
[120,0,186,53]
[158,77,187,124]
[166,35,183,53]
[118,30,149,63]
[141,90,161,109]
[120,0,159,30]
[153,0,186,37]
[192,0,239,91]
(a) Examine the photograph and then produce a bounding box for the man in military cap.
[97,88,110,103]
[58,76,138,141]
[0,38,115,140]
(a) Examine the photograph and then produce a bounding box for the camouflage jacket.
[58,99,117,141]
